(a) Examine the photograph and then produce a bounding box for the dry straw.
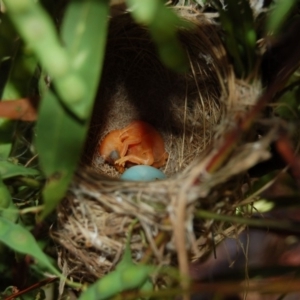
[51,7,271,286]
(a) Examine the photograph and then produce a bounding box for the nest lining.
[82,10,230,178]
[51,8,267,285]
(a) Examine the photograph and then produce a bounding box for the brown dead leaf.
[0,97,38,121]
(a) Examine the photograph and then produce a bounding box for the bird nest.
[51,8,271,285]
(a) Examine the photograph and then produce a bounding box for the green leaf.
[212,0,256,77]
[275,84,300,120]
[0,217,60,276]
[61,0,110,118]
[35,90,84,218]
[140,278,153,299]
[0,14,18,61]
[0,39,37,160]
[127,0,189,72]
[79,264,154,300]
[79,271,122,300]
[0,58,12,98]
[116,238,135,272]
[266,0,298,34]
[79,242,153,300]
[0,120,15,144]
[0,160,40,179]
[3,0,87,118]
[1,44,38,100]
[3,0,70,78]
[1,201,18,223]
[36,92,83,176]
[36,0,109,218]
[0,178,12,210]
[126,0,159,24]
[0,178,17,223]
[120,264,154,291]
[0,120,15,159]
[0,144,12,160]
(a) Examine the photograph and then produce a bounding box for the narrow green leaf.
[79,271,123,300]
[3,0,69,78]
[3,0,87,118]
[36,0,109,218]
[1,44,37,100]
[79,264,154,300]
[116,240,135,272]
[0,120,15,144]
[140,277,153,298]
[0,13,16,98]
[126,0,159,24]
[0,58,12,98]
[120,264,153,290]
[79,242,153,300]
[0,35,37,160]
[126,0,189,72]
[36,90,84,218]
[1,201,19,223]
[0,217,60,276]
[36,91,83,176]
[267,0,297,34]
[0,39,37,161]
[61,0,110,118]
[0,160,40,179]
[0,177,18,222]
[0,14,18,61]
[0,178,12,210]
[275,84,300,120]
[80,230,140,300]
[212,0,256,77]
[41,174,73,220]
[0,144,12,160]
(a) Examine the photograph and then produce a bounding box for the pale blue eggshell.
[121,165,166,181]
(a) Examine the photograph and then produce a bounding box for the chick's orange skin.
[99,129,125,173]
[99,120,168,172]
[99,130,123,163]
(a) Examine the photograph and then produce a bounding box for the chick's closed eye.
[110,150,120,161]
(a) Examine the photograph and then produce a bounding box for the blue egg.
[121,165,166,181]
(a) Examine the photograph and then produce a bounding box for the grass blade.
[0,217,60,276]
[0,160,40,179]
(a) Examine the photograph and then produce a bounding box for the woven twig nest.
[51,8,270,285]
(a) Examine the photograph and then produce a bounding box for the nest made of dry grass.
[51,7,270,286]
[82,8,232,177]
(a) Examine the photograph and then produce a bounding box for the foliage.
[266,0,298,34]
[0,216,60,276]
[126,0,191,72]
[34,0,110,218]
[212,0,257,77]
[0,0,300,299]
[79,231,154,300]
